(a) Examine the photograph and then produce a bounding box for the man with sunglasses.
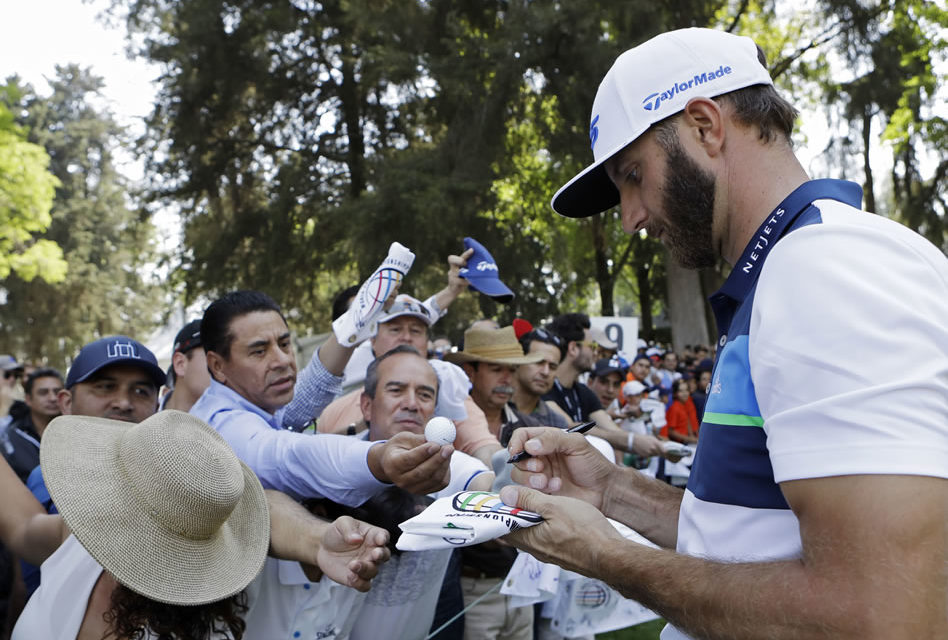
[543,314,665,459]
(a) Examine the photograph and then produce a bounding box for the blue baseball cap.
[66,336,166,389]
[457,237,515,303]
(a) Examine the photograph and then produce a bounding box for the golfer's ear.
[681,97,725,157]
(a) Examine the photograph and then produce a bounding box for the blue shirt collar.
[712,179,862,306]
[202,379,286,429]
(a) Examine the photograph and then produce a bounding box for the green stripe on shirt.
[703,411,764,427]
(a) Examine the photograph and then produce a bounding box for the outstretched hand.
[317,516,392,592]
[632,433,667,458]
[370,431,452,495]
[506,427,619,510]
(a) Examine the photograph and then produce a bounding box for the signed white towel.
[396,491,543,551]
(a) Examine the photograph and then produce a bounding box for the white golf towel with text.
[396,491,542,551]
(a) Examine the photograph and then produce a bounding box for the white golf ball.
[424,416,456,446]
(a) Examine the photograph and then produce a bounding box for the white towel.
[501,519,661,636]
[396,491,542,551]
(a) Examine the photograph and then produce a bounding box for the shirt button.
[719,335,727,347]
[293,633,300,638]
[303,583,310,590]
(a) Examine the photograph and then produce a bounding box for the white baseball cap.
[375,294,434,327]
[623,380,647,397]
[552,28,774,218]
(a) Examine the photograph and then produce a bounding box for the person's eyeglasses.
[3,371,21,380]
[578,340,599,350]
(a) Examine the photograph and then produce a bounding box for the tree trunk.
[340,51,365,198]
[591,216,615,316]
[635,261,654,339]
[664,249,711,352]
[861,107,876,214]
[698,266,724,345]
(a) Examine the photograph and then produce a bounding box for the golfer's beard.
[661,140,717,269]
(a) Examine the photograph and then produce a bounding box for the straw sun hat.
[444,326,543,366]
[40,410,269,605]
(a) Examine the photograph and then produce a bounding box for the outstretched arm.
[587,409,667,459]
[0,457,66,566]
[266,490,391,592]
[502,474,946,639]
[284,242,414,428]
[427,247,474,315]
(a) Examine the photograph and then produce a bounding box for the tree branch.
[724,0,750,34]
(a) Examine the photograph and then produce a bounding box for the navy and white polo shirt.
[664,179,948,639]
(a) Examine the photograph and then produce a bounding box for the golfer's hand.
[506,427,618,510]
[499,485,623,577]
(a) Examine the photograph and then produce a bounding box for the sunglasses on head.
[531,329,563,347]
[390,300,431,318]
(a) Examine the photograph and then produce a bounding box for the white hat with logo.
[552,28,774,218]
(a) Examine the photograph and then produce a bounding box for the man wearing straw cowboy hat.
[0,410,392,639]
[445,325,545,443]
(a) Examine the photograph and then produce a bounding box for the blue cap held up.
[457,237,515,304]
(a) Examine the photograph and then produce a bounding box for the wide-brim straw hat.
[40,410,269,605]
[444,326,544,366]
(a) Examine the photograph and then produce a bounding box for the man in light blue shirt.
[191,287,453,506]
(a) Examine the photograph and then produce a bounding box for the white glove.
[333,242,415,346]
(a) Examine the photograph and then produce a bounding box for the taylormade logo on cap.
[641,64,733,112]
[552,28,775,219]
[475,261,498,272]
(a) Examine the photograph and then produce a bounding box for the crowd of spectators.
[0,239,702,640]
[1,24,945,640]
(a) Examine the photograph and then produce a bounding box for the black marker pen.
[506,420,597,464]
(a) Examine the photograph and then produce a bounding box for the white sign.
[590,316,639,354]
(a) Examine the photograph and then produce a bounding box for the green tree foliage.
[115,0,724,335]
[112,0,942,342]
[804,0,945,249]
[0,68,161,369]
[0,84,66,284]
